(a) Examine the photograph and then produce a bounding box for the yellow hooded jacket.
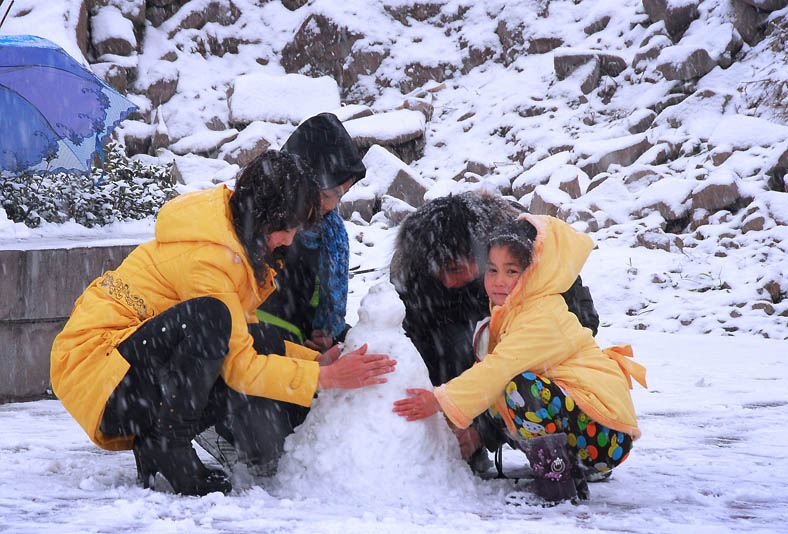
[50,186,320,451]
[435,214,646,439]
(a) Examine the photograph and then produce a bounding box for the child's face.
[484,246,524,306]
[319,179,354,216]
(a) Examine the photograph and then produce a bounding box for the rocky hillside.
[4,0,788,338]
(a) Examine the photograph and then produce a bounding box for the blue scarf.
[299,210,348,338]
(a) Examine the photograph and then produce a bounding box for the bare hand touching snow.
[393,388,441,420]
[317,343,396,389]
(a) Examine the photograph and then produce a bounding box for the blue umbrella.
[0,34,137,176]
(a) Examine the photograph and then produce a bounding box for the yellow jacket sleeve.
[284,340,320,361]
[171,246,320,406]
[439,295,579,428]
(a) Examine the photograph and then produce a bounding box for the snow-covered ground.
[2,326,786,533]
[4,207,786,532]
[3,203,786,532]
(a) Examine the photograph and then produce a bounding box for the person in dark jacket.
[254,112,367,354]
[389,191,599,471]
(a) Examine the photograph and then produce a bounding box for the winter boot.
[133,351,231,496]
[572,464,590,501]
[467,447,493,475]
[519,433,578,504]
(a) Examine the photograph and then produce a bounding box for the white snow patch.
[709,115,788,151]
[229,73,341,125]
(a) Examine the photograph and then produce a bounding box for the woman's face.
[484,246,524,306]
[319,179,353,216]
[266,227,299,251]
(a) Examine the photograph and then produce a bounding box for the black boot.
[134,352,231,496]
[133,436,231,495]
[520,433,579,504]
[572,464,590,501]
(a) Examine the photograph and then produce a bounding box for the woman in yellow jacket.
[394,214,646,504]
[51,151,395,496]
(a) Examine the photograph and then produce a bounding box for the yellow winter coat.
[50,186,320,451]
[435,214,646,439]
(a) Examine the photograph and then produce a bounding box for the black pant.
[202,321,310,470]
[100,297,231,438]
[102,296,310,468]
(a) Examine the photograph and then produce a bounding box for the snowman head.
[357,281,406,329]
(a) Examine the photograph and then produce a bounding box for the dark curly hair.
[397,193,521,278]
[229,150,321,286]
[488,218,537,271]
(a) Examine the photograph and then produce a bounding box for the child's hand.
[315,344,341,366]
[306,329,333,352]
[393,388,441,421]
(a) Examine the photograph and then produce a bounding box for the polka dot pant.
[488,372,633,474]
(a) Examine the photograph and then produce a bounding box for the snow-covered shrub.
[0,142,176,228]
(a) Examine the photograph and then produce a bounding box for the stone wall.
[0,245,137,402]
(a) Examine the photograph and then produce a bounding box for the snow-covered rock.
[343,109,427,162]
[340,144,430,220]
[217,121,277,168]
[228,73,341,126]
[90,5,137,57]
[169,128,238,156]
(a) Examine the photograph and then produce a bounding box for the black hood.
[281,112,366,190]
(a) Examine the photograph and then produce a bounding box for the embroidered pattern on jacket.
[99,273,148,320]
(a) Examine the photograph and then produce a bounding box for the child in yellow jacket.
[394,214,646,504]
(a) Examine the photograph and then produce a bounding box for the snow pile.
[0,207,31,240]
[275,281,477,505]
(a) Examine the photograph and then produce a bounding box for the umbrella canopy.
[0,34,137,176]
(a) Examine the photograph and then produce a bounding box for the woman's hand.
[317,344,396,389]
[393,388,441,421]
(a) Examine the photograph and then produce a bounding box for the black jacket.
[258,236,320,343]
[257,113,365,344]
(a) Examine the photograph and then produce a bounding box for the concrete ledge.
[0,319,66,402]
[0,244,138,402]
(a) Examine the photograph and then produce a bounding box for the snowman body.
[276,281,477,504]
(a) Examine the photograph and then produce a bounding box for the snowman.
[275,281,478,504]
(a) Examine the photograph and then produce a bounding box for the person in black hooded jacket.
[253,112,367,354]
[389,191,600,472]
